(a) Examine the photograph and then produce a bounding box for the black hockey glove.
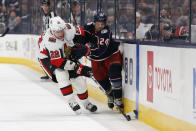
[74,62,92,77]
[70,44,90,61]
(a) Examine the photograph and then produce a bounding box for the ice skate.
[114,98,123,109]
[69,101,81,114]
[85,102,97,112]
[107,95,114,109]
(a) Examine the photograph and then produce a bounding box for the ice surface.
[0,64,157,131]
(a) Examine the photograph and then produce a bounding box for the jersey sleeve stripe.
[60,85,73,96]
[79,26,85,36]
[77,91,88,100]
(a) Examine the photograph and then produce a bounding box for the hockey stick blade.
[126,110,138,120]
[114,103,131,121]
[91,76,133,121]
[40,75,49,79]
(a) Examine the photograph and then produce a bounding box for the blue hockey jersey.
[83,22,120,60]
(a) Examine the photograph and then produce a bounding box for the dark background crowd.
[0,0,196,43]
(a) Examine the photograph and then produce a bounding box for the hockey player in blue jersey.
[87,12,123,109]
[72,12,123,109]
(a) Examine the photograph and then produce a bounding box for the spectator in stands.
[145,6,188,42]
[136,12,153,40]
[85,0,97,23]
[0,2,8,24]
[118,6,134,39]
[7,10,21,34]
[137,0,155,24]
[70,0,81,25]
[118,6,127,36]
[85,8,95,23]
[6,0,20,15]
[18,2,31,34]
[192,1,196,25]
[145,7,174,41]
[140,7,154,24]
[56,0,71,23]
[160,8,173,40]
[107,8,115,34]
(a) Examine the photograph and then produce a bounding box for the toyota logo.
[148,65,153,89]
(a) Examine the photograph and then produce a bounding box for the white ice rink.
[0,64,157,131]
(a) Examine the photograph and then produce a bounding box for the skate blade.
[74,109,82,115]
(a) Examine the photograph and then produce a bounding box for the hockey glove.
[74,63,92,77]
[64,60,76,70]
[70,44,90,61]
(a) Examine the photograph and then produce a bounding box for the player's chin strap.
[90,75,138,121]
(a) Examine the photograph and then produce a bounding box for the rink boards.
[0,35,196,130]
[123,43,196,130]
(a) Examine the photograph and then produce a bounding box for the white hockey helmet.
[49,16,66,32]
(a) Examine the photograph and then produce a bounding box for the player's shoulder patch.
[101,29,108,34]
[48,37,56,42]
[65,23,72,29]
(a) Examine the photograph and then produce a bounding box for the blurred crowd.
[0,0,196,42]
[0,0,31,34]
[116,0,191,42]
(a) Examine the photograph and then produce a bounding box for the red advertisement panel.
[147,51,154,103]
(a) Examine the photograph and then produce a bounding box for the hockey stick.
[0,23,9,37]
[90,76,137,121]
[0,27,9,37]
[40,75,50,80]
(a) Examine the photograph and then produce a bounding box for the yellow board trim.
[87,84,196,130]
[1,57,196,131]
[139,104,196,131]
[0,57,44,74]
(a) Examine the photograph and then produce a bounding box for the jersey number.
[99,38,109,46]
[50,50,60,59]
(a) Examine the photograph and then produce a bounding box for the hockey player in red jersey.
[38,16,97,113]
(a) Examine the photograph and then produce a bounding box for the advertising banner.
[0,35,39,63]
[140,45,196,125]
